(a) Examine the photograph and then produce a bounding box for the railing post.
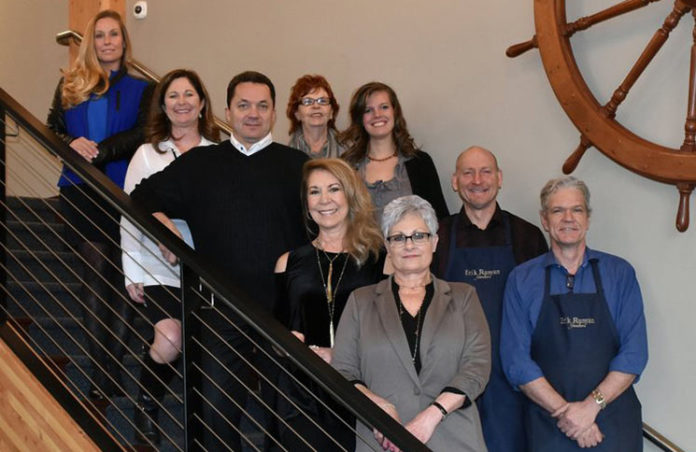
[0,104,7,324]
[180,263,202,451]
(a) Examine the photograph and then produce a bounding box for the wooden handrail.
[643,422,685,452]
[56,30,233,137]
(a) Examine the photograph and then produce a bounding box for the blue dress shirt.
[501,248,648,389]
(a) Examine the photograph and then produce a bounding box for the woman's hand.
[404,405,443,444]
[126,283,145,303]
[354,384,402,451]
[69,137,99,162]
[372,401,401,452]
[308,345,333,363]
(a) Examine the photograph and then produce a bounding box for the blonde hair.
[302,158,384,266]
[61,10,132,108]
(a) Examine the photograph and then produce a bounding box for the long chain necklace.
[315,246,349,347]
[398,296,424,363]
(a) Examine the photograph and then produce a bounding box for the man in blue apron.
[434,146,548,452]
[501,176,647,451]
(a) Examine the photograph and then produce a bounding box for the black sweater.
[130,141,309,309]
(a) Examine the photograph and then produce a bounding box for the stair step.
[5,220,67,251]
[6,281,83,317]
[6,249,81,284]
[6,196,62,222]
[15,314,153,357]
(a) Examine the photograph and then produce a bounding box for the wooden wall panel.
[68,0,126,62]
[0,339,99,451]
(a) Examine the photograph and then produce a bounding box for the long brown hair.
[60,10,132,108]
[302,158,383,266]
[146,69,220,147]
[339,82,418,165]
[286,74,340,135]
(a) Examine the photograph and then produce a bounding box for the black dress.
[274,243,387,451]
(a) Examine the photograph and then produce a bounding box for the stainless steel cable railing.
[0,87,432,451]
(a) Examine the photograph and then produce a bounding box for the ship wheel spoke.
[603,1,690,119]
[565,0,663,36]
[681,11,696,152]
[506,0,663,58]
[563,136,593,174]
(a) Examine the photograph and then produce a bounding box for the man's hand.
[576,423,604,448]
[153,212,183,265]
[555,399,600,439]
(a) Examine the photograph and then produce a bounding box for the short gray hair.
[540,176,592,215]
[381,195,439,237]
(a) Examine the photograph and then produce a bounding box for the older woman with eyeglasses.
[332,195,491,451]
[286,74,343,158]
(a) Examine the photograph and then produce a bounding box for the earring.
[198,112,202,119]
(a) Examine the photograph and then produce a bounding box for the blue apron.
[527,261,642,452]
[445,213,527,452]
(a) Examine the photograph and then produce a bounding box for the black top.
[276,243,387,347]
[433,204,548,277]
[404,150,450,219]
[391,279,434,374]
[130,141,309,310]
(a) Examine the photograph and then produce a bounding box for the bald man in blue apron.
[434,146,548,452]
[501,176,647,451]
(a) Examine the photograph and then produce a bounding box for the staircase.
[3,196,185,450]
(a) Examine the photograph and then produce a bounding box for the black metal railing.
[0,86,432,451]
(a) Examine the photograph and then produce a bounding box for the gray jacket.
[333,276,491,451]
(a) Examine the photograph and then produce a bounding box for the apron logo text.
[464,268,502,280]
[559,316,596,329]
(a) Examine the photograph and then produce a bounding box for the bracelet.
[591,389,607,410]
[431,401,448,419]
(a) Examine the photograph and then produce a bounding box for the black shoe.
[87,377,125,401]
[134,393,161,445]
[87,385,107,402]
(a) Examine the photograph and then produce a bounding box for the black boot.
[134,352,176,445]
[134,392,160,445]
[78,241,126,401]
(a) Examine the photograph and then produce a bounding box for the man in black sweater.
[130,71,309,450]
[433,146,548,452]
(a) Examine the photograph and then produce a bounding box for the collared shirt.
[501,248,648,389]
[229,132,273,156]
[433,204,548,276]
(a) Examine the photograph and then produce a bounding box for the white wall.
[1,0,693,448]
[0,0,66,197]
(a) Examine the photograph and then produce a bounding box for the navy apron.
[445,213,527,452]
[527,261,642,452]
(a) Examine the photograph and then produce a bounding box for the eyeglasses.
[300,97,331,106]
[386,232,433,246]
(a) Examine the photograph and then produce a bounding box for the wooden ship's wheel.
[508,0,696,231]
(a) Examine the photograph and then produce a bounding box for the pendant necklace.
[398,296,424,363]
[315,245,349,347]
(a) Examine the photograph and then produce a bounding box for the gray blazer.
[333,276,491,452]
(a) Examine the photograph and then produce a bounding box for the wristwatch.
[591,389,606,410]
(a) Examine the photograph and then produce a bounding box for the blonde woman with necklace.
[273,158,387,450]
[332,195,491,452]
